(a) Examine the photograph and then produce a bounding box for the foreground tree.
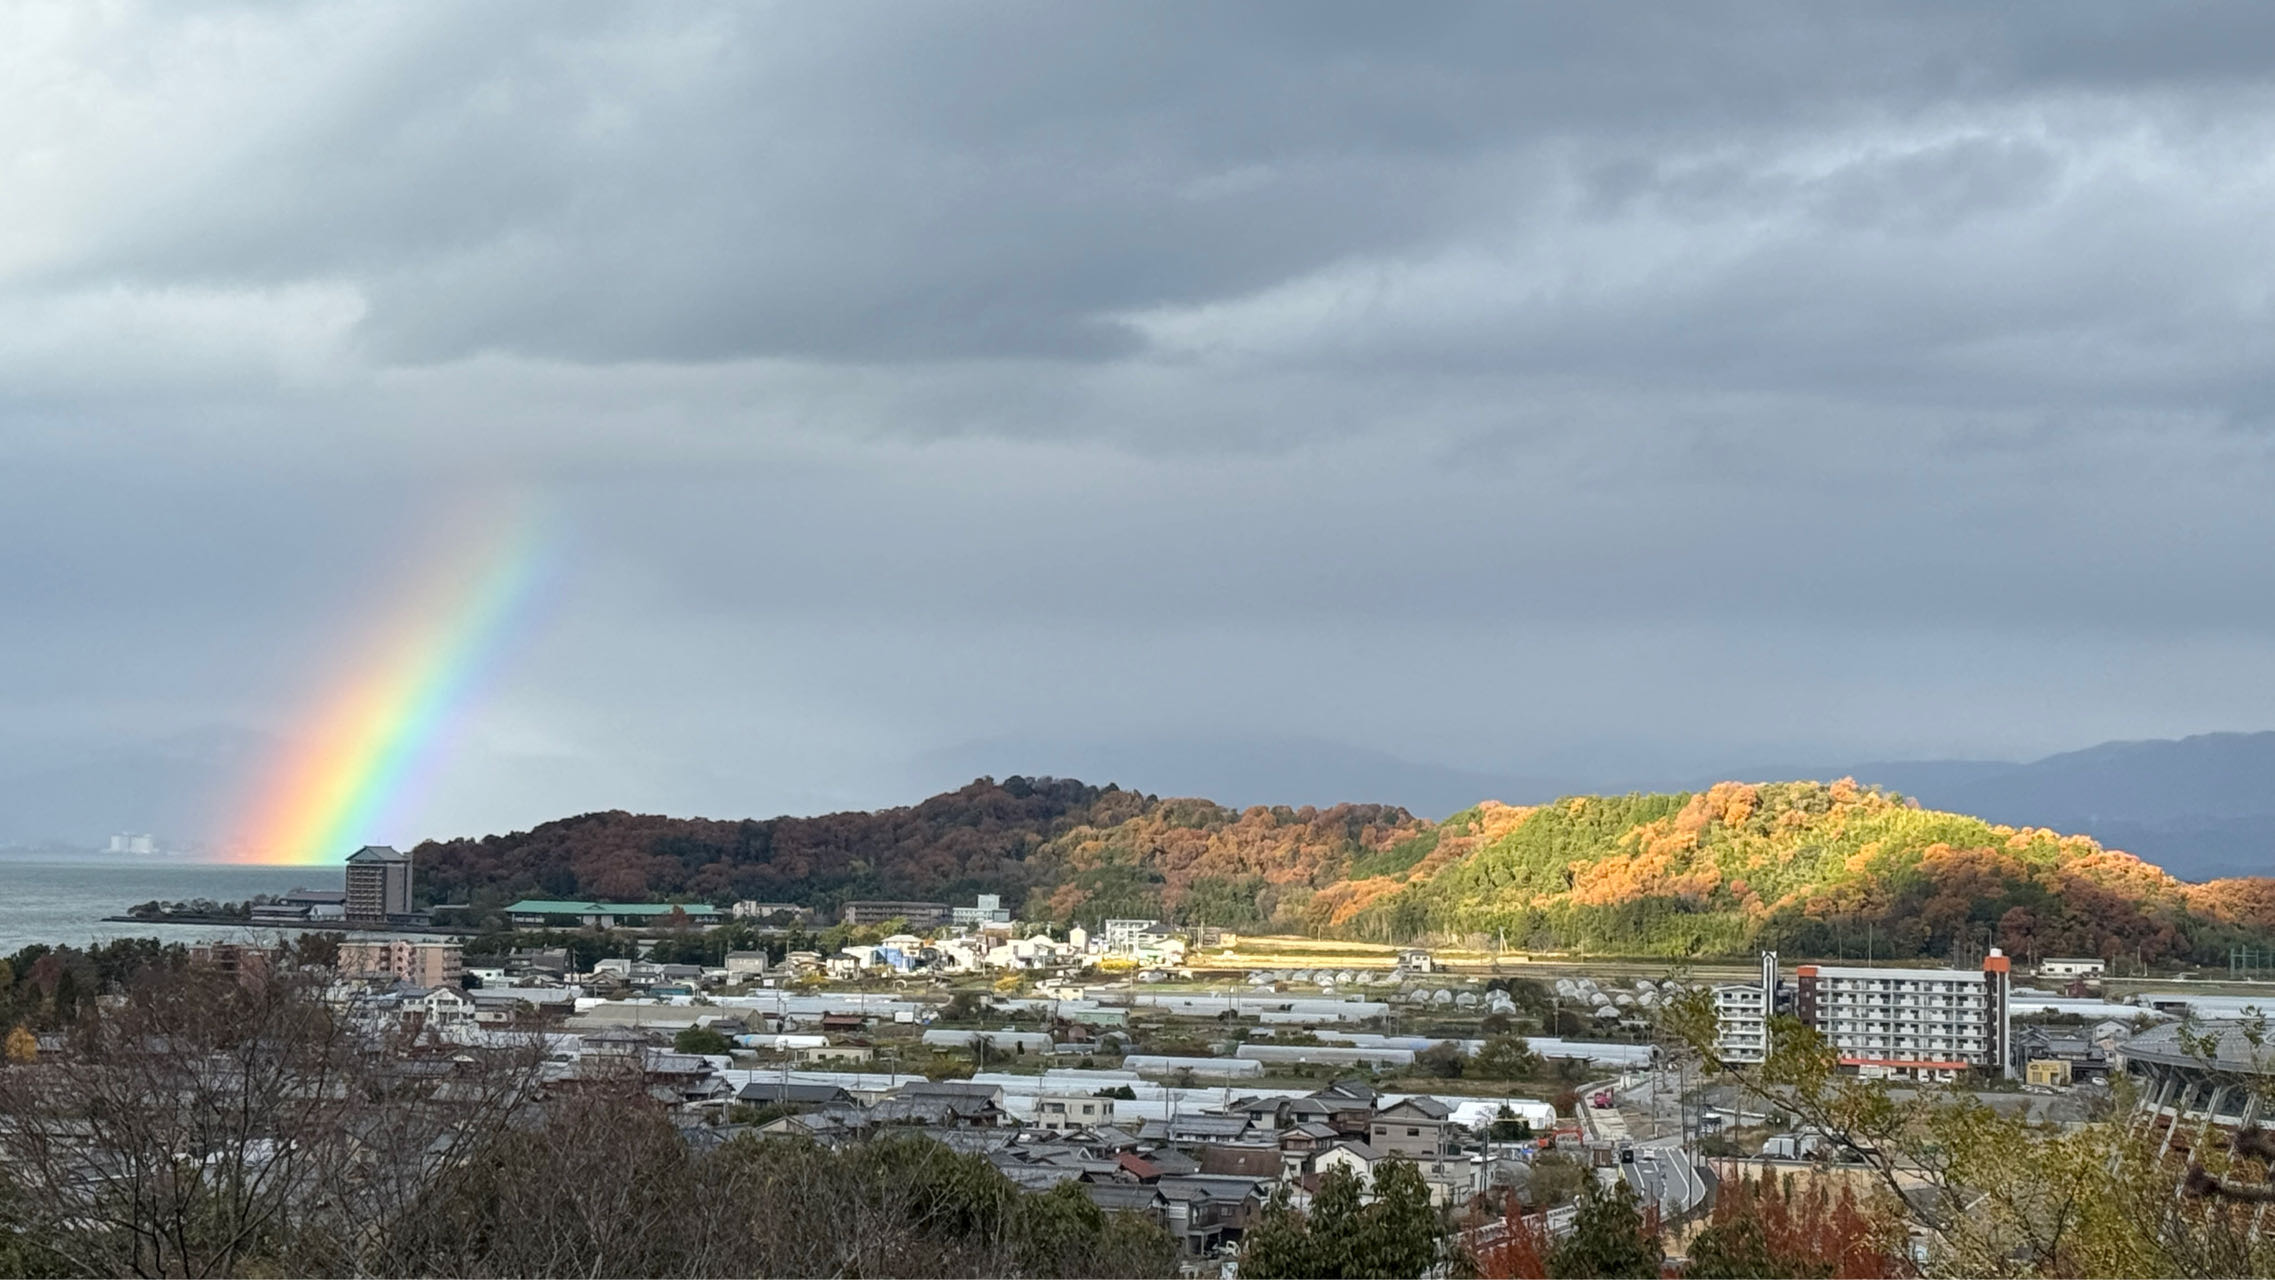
[1684,1167,1906,1279]
[1546,1181,1662,1279]
[1663,990,2275,1278]
[0,962,549,1278]
[1240,1160,1452,1279]
[0,961,1179,1278]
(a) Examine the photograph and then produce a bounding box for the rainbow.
[232,506,554,865]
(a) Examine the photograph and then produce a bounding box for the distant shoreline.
[100,914,483,937]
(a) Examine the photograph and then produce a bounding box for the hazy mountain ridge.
[1846,732,2275,880]
[5,729,2268,882]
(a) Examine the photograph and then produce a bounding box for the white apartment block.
[1712,951,1780,1064]
[1792,950,2013,1082]
[1714,950,2015,1082]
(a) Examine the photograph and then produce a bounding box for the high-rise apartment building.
[343,845,412,921]
[1716,950,2015,1082]
[1712,950,1781,1064]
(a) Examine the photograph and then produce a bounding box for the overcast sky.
[8,2,2275,846]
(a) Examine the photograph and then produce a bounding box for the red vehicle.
[1589,1090,1613,1109]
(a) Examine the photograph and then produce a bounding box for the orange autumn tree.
[1684,1166,1908,1278]
[1469,1201,1558,1279]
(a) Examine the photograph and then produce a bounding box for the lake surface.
[0,856,333,955]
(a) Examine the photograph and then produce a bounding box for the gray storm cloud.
[3,1,2274,845]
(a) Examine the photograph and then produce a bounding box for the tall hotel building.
[1716,950,2015,1082]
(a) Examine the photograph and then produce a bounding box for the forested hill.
[415,776,2275,964]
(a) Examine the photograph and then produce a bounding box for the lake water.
[0,856,334,955]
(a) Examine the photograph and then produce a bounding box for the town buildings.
[1711,951,1780,1065]
[952,894,1013,926]
[343,844,413,921]
[839,900,952,928]
[1101,918,1164,953]
[2120,1019,2275,1142]
[731,901,813,923]
[339,939,465,989]
[1711,949,2016,1081]
[1792,951,2013,1081]
[250,888,348,925]
[505,899,725,929]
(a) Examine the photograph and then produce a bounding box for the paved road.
[1590,1075,1710,1221]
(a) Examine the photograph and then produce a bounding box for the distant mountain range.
[917,732,2275,881]
[1,727,2268,880]
[409,774,2275,964]
[1821,734,2275,881]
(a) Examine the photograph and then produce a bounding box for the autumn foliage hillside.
[414,775,2275,963]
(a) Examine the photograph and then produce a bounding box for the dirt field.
[1197,935,1761,983]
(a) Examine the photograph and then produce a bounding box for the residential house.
[1082,1182,1171,1223]
[1157,1176,1266,1260]
[403,985,476,1027]
[1116,1151,1165,1182]
[1143,1147,1203,1178]
[901,1080,1007,1109]
[1085,1126,1141,1153]
[1288,1079,1378,1138]
[508,948,573,980]
[187,942,278,980]
[796,1042,875,1067]
[932,939,986,973]
[734,1081,855,1111]
[1368,1097,1453,1160]
[848,1090,1006,1129]
[1277,1120,1342,1182]
[1034,1093,1116,1132]
[470,989,575,1026]
[1314,1139,1383,1186]
[2012,1025,2113,1084]
[1225,1094,1291,1134]
[1164,1114,1255,1147]
[644,1051,730,1110]
[1196,1143,1281,1178]
[580,1028,657,1058]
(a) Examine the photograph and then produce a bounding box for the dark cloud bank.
[4,2,2275,860]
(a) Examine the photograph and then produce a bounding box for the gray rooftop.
[2122,1019,2275,1075]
